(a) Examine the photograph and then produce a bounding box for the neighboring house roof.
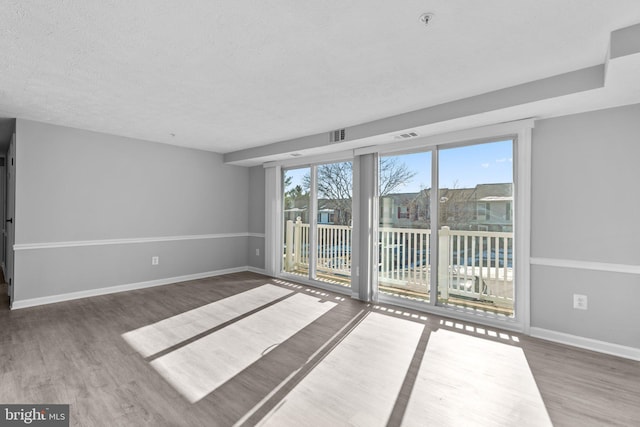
[403,183,512,205]
[438,188,476,202]
[474,183,513,199]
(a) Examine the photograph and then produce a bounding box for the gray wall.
[531,104,640,348]
[13,119,250,302]
[248,165,265,270]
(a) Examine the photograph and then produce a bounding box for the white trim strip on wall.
[530,257,640,275]
[530,327,640,361]
[14,232,266,251]
[11,266,267,310]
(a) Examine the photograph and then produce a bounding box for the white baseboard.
[530,327,640,361]
[246,266,267,275]
[11,266,252,310]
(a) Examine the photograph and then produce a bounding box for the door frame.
[361,120,532,333]
[265,119,532,332]
[6,133,15,307]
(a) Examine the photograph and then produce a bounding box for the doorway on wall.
[5,134,15,308]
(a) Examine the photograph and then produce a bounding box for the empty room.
[1,2,639,426]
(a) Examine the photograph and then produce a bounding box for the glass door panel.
[437,140,514,315]
[282,167,311,278]
[378,152,432,302]
[315,161,352,287]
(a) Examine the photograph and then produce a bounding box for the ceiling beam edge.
[224,65,604,166]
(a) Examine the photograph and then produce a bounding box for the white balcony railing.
[284,219,513,307]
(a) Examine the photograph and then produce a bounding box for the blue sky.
[400,139,513,191]
[284,139,513,193]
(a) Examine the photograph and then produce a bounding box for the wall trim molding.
[13,232,256,251]
[530,327,640,361]
[246,266,267,275]
[530,257,640,275]
[11,266,256,310]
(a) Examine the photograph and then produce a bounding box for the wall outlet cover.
[573,294,588,310]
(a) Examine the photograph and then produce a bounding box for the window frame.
[266,119,532,333]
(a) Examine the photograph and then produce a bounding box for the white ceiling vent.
[330,128,346,143]
[394,131,419,140]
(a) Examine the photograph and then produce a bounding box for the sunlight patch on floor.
[122,284,292,357]
[258,312,424,426]
[150,293,336,403]
[402,329,552,426]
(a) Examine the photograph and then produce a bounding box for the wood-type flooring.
[0,272,638,426]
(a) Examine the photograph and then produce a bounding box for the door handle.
[6,218,12,223]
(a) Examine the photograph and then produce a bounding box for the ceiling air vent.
[395,131,419,140]
[330,128,346,143]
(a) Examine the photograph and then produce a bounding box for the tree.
[378,158,417,197]
[303,159,416,225]
[284,182,308,211]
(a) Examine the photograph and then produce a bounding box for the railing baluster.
[393,230,398,281]
[411,231,416,285]
[471,236,476,284]
[496,235,499,283]
[400,231,407,281]
[463,234,469,292]
[379,230,383,278]
[390,229,394,281]
[388,230,392,280]
[503,236,509,295]
[451,234,456,291]
[490,236,492,294]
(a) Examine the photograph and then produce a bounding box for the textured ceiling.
[1,1,640,153]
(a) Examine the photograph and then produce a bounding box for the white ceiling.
[1,1,640,155]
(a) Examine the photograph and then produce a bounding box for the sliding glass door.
[377,139,515,316]
[378,152,432,302]
[282,167,311,278]
[437,140,514,315]
[315,162,352,286]
[282,162,353,288]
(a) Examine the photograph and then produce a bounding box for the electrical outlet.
[152,256,159,266]
[256,248,260,256]
[573,294,587,310]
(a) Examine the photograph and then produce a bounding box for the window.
[438,141,514,315]
[477,202,491,221]
[269,120,531,330]
[377,139,515,316]
[379,151,432,302]
[281,161,353,288]
[397,206,410,219]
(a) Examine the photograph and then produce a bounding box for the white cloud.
[481,163,490,168]
[496,158,507,163]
